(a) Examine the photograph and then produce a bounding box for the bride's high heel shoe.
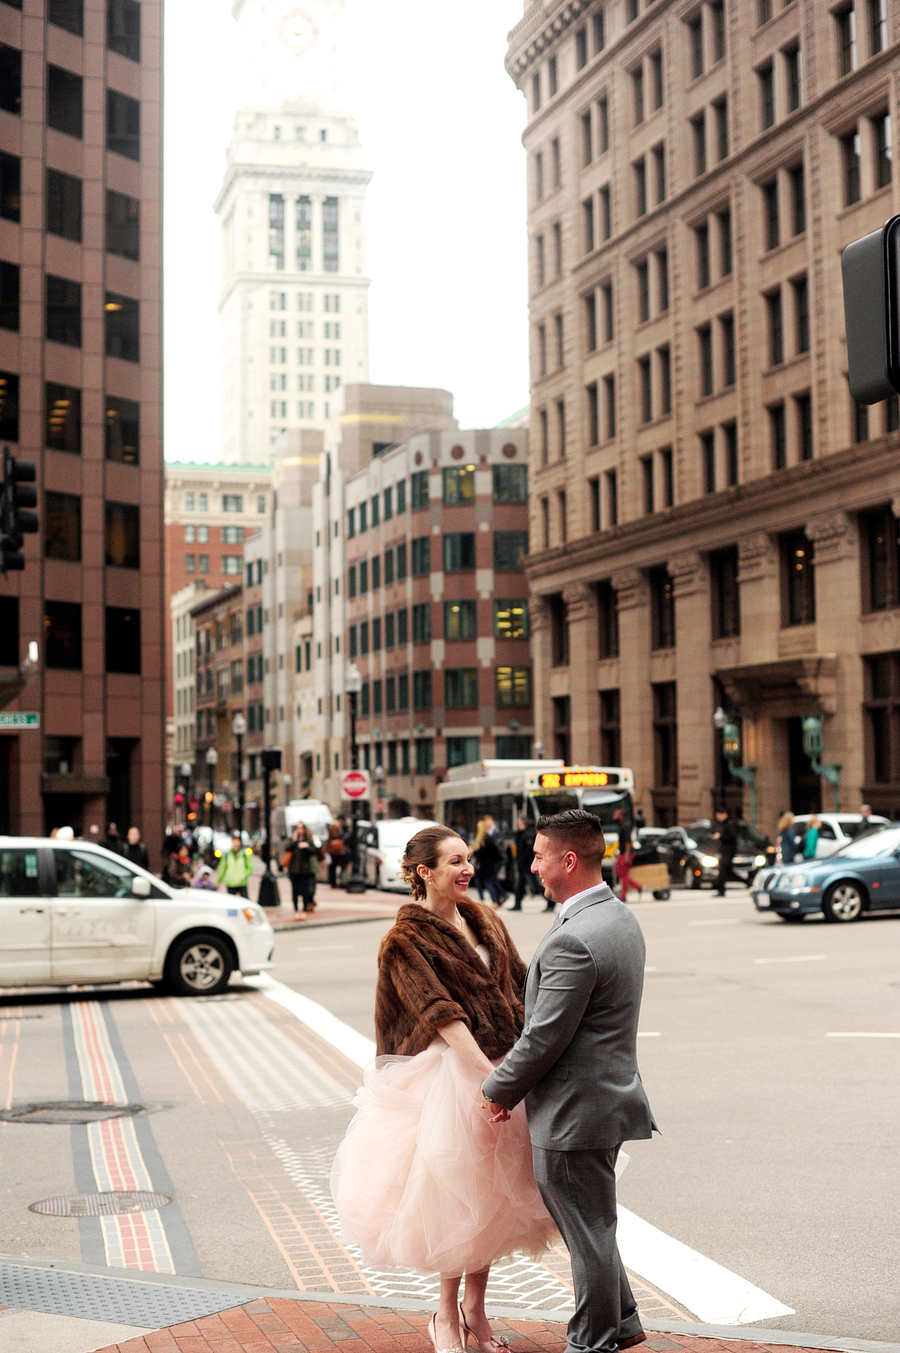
[427,1313,463,1353]
[458,1304,510,1353]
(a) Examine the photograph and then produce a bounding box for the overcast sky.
[163,0,528,463]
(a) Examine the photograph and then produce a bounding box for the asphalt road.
[0,883,897,1343]
[273,887,900,1343]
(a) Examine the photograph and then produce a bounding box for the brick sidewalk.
[247,872,403,929]
[92,1297,834,1353]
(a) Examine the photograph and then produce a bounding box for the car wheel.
[822,882,865,923]
[164,932,234,997]
[653,890,670,900]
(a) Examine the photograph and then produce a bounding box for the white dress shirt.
[555,881,607,919]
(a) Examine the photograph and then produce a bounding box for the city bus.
[436,761,636,864]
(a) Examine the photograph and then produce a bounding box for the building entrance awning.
[716,655,838,718]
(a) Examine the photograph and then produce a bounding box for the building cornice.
[525,433,900,591]
[507,1,591,83]
[214,162,372,213]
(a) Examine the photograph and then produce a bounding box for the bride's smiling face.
[418,836,473,901]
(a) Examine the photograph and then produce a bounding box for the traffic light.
[841,215,900,403]
[0,447,37,573]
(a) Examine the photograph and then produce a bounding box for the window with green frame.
[412,603,431,643]
[411,536,430,575]
[493,530,528,570]
[494,599,529,639]
[496,665,531,707]
[415,737,433,774]
[444,599,477,638]
[443,464,475,504]
[413,669,432,709]
[492,463,527,503]
[443,532,476,571]
[445,667,478,708]
[447,735,480,767]
[411,469,429,509]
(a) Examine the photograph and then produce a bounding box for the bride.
[331,825,557,1353]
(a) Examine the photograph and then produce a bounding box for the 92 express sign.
[340,769,370,800]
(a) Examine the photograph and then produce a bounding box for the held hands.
[481,1081,510,1123]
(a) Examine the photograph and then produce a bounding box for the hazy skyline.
[163,0,528,463]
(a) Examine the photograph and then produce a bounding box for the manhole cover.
[0,1101,145,1125]
[30,1191,172,1217]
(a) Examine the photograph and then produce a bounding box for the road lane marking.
[254,976,792,1325]
[616,1207,794,1326]
[754,954,825,964]
[688,918,740,926]
[826,1031,900,1037]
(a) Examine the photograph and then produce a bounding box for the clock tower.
[231,0,347,107]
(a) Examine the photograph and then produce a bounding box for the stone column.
[670,552,712,820]
[530,595,552,759]
[737,531,784,827]
[805,510,860,809]
[611,569,653,813]
[563,581,597,762]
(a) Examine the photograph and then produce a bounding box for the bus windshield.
[581,788,634,827]
[529,790,580,817]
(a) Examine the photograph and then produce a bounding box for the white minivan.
[361,817,439,892]
[0,838,274,995]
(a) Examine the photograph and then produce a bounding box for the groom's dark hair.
[535,808,606,868]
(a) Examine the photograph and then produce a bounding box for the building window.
[445,668,479,708]
[106,607,140,674]
[47,169,82,242]
[796,393,813,461]
[415,738,433,775]
[606,468,618,526]
[652,681,678,798]
[781,530,815,626]
[575,26,588,68]
[49,0,84,34]
[583,196,595,253]
[759,61,775,129]
[106,189,139,260]
[45,491,81,561]
[595,580,618,659]
[323,196,339,272]
[842,129,862,205]
[688,12,704,79]
[723,422,738,485]
[445,600,477,639]
[638,356,652,424]
[46,275,81,347]
[495,666,531,708]
[553,695,570,762]
[359,619,369,655]
[44,600,82,670]
[413,670,432,710]
[698,325,713,395]
[443,532,475,572]
[765,289,784,366]
[494,599,529,639]
[359,559,369,593]
[837,4,857,76]
[46,382,81,454]
[443,464,475,504]
[701,430,715,494]
[581,109,593,166]
[47,64,82,138]
[494,530,528,570]
[105,501,139,568]
[599,688,621,764]
[862,506,900,611]
[770,401,787,469]
[785,45,802,111]
[634,158,647,216]
[410,469,429,510]
[874,112,893,188]
[108,0,140,61]
[412,603,431,644]
[653,143,667,202]
[691,112,707,176]
[587,382,599,446]
[599,184,611,239]
[598,95,609,152]
[696,220,710,289]
[105,396,139,464]
[641,454,654,512]
[549,593,569,666]
[792,276,809,353]
[714,97,729,160]
[710,546,741,638]
[493,463,527,503]
[106,89,140,160]
[0,152,20,223]
[604,374,616,439]
[636,258,650,321]
[105,292,139,362]
[650,566,675,649]
[718,208,733,275]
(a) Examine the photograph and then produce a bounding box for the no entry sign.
[340,769,370,800]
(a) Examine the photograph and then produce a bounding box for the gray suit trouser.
[532,1146,642,1353]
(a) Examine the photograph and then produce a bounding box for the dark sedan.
[655,823,771,888]
[752,823,900,922]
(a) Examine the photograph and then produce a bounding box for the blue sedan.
[752,823,900,923]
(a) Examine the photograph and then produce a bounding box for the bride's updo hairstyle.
[400,825,467,900]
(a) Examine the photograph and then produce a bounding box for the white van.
[271,800,334,849]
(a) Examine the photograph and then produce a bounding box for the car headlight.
[242,906,266,926]
[790,873,807,889]
[700,855,718,868]
[754,854,766,866]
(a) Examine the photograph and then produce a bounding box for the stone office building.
[508,0,900,828]
[0,0,164,847]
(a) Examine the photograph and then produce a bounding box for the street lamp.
[205,747,218,828]
[231,712,246,836]
[344,662,367,894]
[801,714,842,810]
[374,764,385,819]
[258,746,282,908]
[712,706,757,829]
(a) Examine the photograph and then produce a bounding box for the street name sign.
[0,711,39,727]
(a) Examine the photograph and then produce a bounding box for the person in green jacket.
[801,815,820,860]
[217,833,253,897]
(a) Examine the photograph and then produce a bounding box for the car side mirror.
[131,876,151,898]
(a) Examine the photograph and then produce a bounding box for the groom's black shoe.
[618,1335,647,1350]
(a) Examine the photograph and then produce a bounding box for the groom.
[482,809,657,1353]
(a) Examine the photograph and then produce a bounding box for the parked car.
[654,822,771,888]
[790,812,890,859]
[752,822,900,922]
[0,838,274,995]
[361,817,439,892]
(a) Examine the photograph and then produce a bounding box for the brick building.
[191,584,245,829]
[508,0,900,828]
[0,0,164,847]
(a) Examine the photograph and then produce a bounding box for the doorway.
[788,717,821,814]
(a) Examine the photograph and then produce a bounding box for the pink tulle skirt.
[330,1038,559,1277]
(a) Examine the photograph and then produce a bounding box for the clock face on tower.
[277,8,320,53]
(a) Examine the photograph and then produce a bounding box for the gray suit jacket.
[482,883,657,1150]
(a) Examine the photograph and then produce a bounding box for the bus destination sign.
[539,768,619,789]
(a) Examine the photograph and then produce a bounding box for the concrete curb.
[268,911,396,931]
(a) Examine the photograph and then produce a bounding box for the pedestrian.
[164,843,193,889]
[802,813,821,860]
[777,811,797,863]
[711,807,738,896]
[163,824,183,858]
[282,822,321,914]
[634,807,647,832]
[330,825,557,1353]
[511,816,536,910]
[55,825,75,840]
[102,822,124,855]
[615,839,643,903]
[482,809,657,1353]
[217,831,253,898]
[124,826,150,871]
[325,820,346,889]
[472,816,504,908]
[612,807,633,852]
[192,863,218,890]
